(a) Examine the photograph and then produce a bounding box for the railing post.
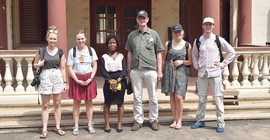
[0,69,3,93]
[25,57,35,92]
[223,66,230,87]
[261,54,270,86]
[241,54,251,86]
[3,57,14,93]
[251,54,261,86]
[14,57,25,93]
[231,54,240,87]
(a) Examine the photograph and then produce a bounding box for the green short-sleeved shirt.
[125,27,164,70]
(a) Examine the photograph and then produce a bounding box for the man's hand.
[214,61,222,67]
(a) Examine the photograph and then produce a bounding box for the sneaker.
[191,121,205,129]
[216,124,224,133]
[131,122,142,131]
[150,121,159,131]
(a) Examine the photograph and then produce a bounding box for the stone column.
[202,0,220,35]
[237,0,252,46]
[47,0,68,98]
[47,0,67,54]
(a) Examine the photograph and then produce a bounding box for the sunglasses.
[49,29,59,34]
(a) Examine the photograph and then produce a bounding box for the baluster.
[25,57,36,92]
[14,57,25,93]
[3,57,14,93]
[231,55,240,86]
[251,54,260,86]
[0,68,3,93]
[223,66,230,87]
[241,54,251,86]
[261,54,270,86]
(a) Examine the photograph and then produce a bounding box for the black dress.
[100,53,127,105]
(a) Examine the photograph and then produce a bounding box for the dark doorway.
[90,0,151,75]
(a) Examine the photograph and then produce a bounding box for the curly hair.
[106,33,120,47]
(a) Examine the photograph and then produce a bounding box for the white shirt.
[67,46,98,74]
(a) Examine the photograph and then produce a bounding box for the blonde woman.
[34,25,68,138]
[161,24,192,129]
[67,30,98,135]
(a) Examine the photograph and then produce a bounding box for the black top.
[39,48,63,69]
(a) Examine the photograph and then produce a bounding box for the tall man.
[191,17,235,132]
[125,10,164,131]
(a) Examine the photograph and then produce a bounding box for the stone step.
[0,101,269,122]
[1,112,270,133]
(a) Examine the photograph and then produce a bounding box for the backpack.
[195,35,224,62]
[73,46,93,59]
[167,40,189,60]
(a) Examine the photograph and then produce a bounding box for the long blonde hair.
[46,25,58,38]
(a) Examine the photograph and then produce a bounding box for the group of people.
[34,10,235,139]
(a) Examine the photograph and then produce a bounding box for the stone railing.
[0,47,270,95]
[0,50,37,94]
[223,46,270,90]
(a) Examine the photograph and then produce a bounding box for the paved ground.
[1,119,270,140]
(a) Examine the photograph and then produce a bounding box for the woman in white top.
[67,30,98,135]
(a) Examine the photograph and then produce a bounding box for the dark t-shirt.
[38,48,63,69]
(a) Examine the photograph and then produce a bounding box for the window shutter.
[19,0,42,44]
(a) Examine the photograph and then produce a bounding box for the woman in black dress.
[100,33,126,133]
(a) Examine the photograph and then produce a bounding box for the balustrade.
[0,50,37,94]
[0,48,270,94]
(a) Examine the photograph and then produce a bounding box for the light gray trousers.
[196,75,225,127]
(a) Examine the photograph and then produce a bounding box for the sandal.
[55,128,66,136]
[175,122,182,129]
[72,126,79,136]
[40,131,48,139]
[88,125,95,134]
[170,121,176,128]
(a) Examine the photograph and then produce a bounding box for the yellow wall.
[66,0,90,51]
[152,0,179,44]
[252,0,270,45]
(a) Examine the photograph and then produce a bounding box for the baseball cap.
[137,10,148,18]
[172,24,183,32]
[202,17,214,24]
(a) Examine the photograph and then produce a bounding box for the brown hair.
[75,30,86,38]
[46,25,58,38]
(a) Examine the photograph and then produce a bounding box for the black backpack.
[195,35,224,62]
[73,46,93,58]
[167,40,189,61]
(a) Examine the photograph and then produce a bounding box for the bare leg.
[73,100,81,127]
[85,100,93,126]
[169,92,177,124]
[175,94,183,129]
[104,104,111,130]
[53,94,62,129]
[117,104,124,129]
[41,94,50,132]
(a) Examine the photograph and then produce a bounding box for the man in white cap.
[125,10,164,131]
[191,17,235,132]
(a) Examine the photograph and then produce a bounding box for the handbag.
[127,78,133,95]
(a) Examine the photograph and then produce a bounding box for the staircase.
[0,77,270,133]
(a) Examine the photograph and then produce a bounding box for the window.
[19,0,47,44]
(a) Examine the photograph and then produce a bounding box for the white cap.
[202,17,214,25]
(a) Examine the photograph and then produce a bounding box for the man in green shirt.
[125,10,164,131]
